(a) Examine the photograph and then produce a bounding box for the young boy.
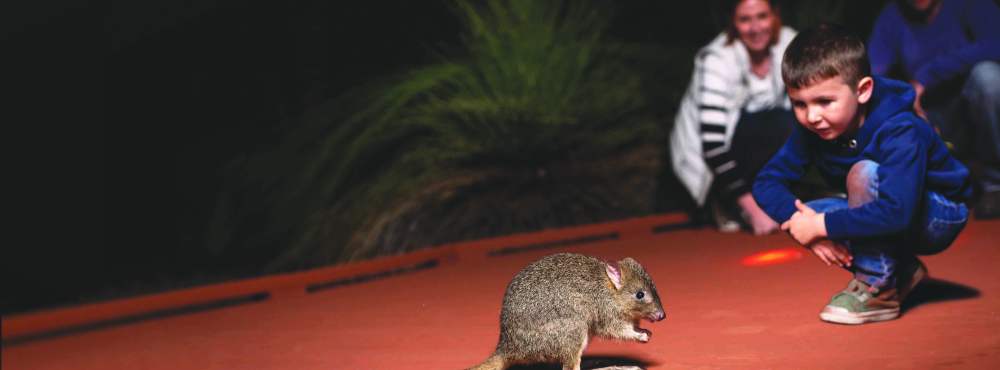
[752,23,972,325]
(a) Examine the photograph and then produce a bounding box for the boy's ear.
[856,76,874,104]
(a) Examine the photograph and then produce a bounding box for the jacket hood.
[862,76,916,135]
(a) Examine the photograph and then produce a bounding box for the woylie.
[469,253,666,370]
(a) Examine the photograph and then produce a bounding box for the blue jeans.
[806,160,969,288]
[926,61,1000,192]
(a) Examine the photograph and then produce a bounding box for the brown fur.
[468,253,666,370]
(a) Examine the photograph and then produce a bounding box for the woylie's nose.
[652,310,666,321]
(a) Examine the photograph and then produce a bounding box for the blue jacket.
[752,77,971,240]
[869,0,1000,90]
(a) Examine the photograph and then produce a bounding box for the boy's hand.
[781,199,827,245]
[808,239,852,267]
[909,80,927,120]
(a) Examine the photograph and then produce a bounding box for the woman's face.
[733,0,775,54]
[908,0,940,12]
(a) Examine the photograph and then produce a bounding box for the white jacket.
[669,27,797,206]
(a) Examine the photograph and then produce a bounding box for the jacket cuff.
[823,210,849,240]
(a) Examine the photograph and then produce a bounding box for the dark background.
[3,1,886,314]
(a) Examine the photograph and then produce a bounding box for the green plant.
[781,0,848,30]
[207,0,668,272]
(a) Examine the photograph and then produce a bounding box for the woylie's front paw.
[634,328,651,343]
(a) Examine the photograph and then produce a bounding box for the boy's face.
[787,76,873,141]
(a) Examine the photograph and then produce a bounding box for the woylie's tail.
[467,353,505,370]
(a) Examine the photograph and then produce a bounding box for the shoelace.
[844,280,876,301]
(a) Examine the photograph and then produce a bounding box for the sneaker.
[819,279,900,324]
[710,199,742,233]
[975,190,1000,219]
[897,257,928,303]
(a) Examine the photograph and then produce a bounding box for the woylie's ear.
[606,262,623,290]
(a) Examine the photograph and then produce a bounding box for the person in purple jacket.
[753,23,972,324]
[869,0,1000,219]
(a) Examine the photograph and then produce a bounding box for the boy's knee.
[847,160,879,206]
[965,61,1000,100]
[847,160,878,189]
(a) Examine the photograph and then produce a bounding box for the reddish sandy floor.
[4,218,999,370]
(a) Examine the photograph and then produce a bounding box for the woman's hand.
[737,193,779,235]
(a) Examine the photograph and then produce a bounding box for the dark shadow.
[901,277,980,313]
[509,355,655,370]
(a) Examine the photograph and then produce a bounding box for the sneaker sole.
[819,305,900,324]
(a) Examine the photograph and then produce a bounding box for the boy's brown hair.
[781,22,871,90]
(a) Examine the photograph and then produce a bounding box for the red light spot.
[741,248,803,266]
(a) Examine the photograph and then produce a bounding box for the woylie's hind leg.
[560,331,587,370]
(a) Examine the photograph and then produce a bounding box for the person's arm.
[824,122,926,239]
[913,0,1000,89]
[752,126,810,224]
[695,50,746,195]
[868,4,902,77]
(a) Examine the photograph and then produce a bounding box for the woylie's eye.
[635,291,645,300]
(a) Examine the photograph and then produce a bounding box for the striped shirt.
[670,27,796,205]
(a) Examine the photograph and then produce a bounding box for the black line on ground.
[2,292,269,347]
[487,233,620,256]
[305,259,439,293]
[651,220,697,233]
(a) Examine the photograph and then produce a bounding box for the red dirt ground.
[4,218,999,370]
